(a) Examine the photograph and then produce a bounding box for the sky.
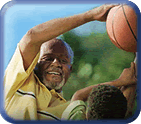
[3,3,107,70]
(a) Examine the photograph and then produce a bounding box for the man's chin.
[43,78,65,91]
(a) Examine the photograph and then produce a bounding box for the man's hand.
[118,62,137,86]
[89,4,118,22]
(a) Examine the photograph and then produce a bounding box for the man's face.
[38,39,72,91]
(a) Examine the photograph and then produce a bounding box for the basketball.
[106,5,137,52]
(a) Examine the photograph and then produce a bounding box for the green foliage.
[62,31,135,100]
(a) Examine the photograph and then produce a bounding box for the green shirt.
[61,100,86,120]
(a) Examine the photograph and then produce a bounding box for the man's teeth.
[47,72,60,75]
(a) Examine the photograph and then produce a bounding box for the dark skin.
[36,39,72,93]
[18,4,117,92]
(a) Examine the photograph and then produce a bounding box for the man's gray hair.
[57,35,74,64]
[63,40,74,64]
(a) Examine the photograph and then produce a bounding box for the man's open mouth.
[47,71,62,76]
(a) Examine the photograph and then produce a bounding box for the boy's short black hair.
[87,85,127,120]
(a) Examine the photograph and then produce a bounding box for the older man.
[4,4,129,120]
[4,38,73,120]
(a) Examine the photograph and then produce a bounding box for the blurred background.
[3,2,136,116]
[62,30,136,117]
[62,31,135,100]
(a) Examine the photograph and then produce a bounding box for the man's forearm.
[22,4,116,45]
[28,11,93,44]
[19,11,93,69]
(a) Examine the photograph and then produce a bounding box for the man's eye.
[41,57,53,61]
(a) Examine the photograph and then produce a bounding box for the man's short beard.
[42,75,66,91]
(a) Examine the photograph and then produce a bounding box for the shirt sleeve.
[61,100,86,120]
[4,43,40,103]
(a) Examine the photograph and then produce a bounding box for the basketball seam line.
[112,5,126,50]
[122,5,137,41]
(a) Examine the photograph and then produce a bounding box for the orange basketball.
[106,5,137,52]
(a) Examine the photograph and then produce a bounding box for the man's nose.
[51,58,62,68]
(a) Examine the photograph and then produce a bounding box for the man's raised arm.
[19,4,116,70]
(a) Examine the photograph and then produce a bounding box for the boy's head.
[86,85,127,120]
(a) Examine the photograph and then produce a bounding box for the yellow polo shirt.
[4,44,70,120]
